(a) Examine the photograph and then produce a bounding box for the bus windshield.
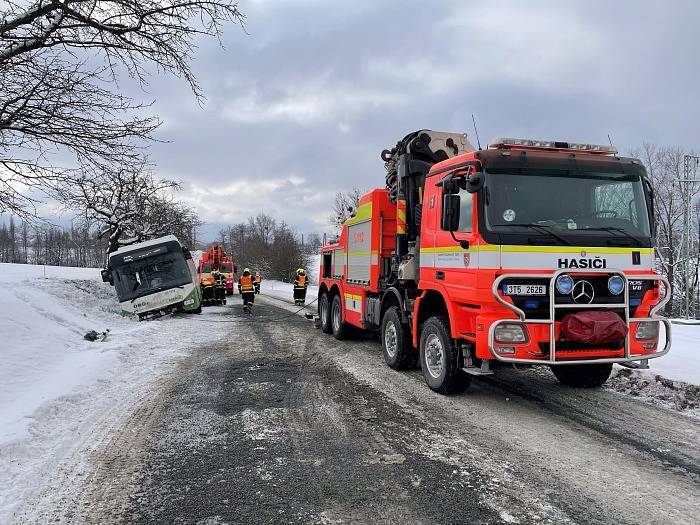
[112,246,191,302]
[483,169,652,245]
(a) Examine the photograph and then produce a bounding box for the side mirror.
[441,194,461,231]
[438,173,466,194]
[101,268,113,285]
[467,172,484,193]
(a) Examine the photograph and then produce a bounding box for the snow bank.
[639,323,700,385]
[0,264,111,442]
[0,262,218,522]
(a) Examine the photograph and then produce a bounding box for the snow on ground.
[260,280,319,307]
[258,254,321,307]
[0,262,220,522]
[649,323,700,384]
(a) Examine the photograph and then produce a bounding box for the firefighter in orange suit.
[238,268,255,312]
[254,272,262,294]
[293,268,308,306]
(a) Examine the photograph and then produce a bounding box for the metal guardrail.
[487,268,671,365]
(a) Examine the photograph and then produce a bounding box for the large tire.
[551,363,613,388]
[192,305,202,314]
[331,294,348,340]
[381,306,413,370]
[419,316,470,395]
[319,293,332,334]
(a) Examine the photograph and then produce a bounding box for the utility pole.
[679,154,700,318]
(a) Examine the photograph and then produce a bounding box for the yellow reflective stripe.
[422,245,653,255]
[344,293,362,301]
[421,246,479,253]
[345,202,372,226]
[397,209,406,222]
[347,250,378,257]
[501,245,654,254]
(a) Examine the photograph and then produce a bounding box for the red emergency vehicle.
[198,245,237,302]
[317,131,670,394]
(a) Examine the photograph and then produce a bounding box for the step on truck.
[317,131,671,394]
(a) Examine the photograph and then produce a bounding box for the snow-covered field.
[0,263,220,522]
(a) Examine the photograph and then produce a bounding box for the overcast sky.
[136,0,700,241]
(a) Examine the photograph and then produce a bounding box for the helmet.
[297,268,305,275]
[243,267,250,275]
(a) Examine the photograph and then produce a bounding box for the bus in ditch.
[102,235,202,319]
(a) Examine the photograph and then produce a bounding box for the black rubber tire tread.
[419,316,471,395]
[319,293,333,334]
[192,306,202,314]
[381,306,414,370]
[551,363,613,388]
[331,294,348,340]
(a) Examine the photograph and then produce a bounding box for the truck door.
[432,176,478,299]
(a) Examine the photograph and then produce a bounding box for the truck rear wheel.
[551,363,613,388]
[331,294,348,340]
[419,317,470,395]
[381,306,413,370]
[319,293,332,334]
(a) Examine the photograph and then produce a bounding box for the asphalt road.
[17,295,700,524]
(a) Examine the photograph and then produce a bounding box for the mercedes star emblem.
[572,280,595,304]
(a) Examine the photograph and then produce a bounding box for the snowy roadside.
[0,263,220,522]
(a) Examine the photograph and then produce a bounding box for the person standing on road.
[293,268,308,306]
[238,268,256,312]
[254,272,262,294]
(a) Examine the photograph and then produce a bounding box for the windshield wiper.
[492,223,572,245]
[582,226,644,246]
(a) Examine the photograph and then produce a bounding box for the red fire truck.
[317,131,670,394]
[198,245,237,304]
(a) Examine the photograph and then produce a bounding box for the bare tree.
[635,143,700,315]
[60,164,189,255]
[0,0,245,218]
[329,187,362,231]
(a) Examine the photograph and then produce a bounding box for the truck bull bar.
[488,269,671,366]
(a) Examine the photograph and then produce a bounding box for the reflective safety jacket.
[239,274,254,292]
[294,274,307,289]
[254,274,262,284]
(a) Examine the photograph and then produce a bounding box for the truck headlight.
[608,275,624,295]
[556,274,574,294]
[635,321,659,340]
[494,323,528,343]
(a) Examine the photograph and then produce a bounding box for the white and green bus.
[102,235,202,319]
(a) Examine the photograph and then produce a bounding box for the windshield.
[112,248,191,302]
[220,263,233,273]
[201,262,212,273]
[483,170,651,245]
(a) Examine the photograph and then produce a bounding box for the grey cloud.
[133,0,699,241]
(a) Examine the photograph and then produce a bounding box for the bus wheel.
[319,293,332,334]
[192,305,202,314]
[551,363,613,388]
[381,306,413,370]
[331,294,348,340]
[419,317,470,395]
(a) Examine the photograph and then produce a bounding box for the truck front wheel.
[419,317,470,395]
[331,294,348,340]
[551,363,613,388]
[319,293,332,334]
[381,306,413,370]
